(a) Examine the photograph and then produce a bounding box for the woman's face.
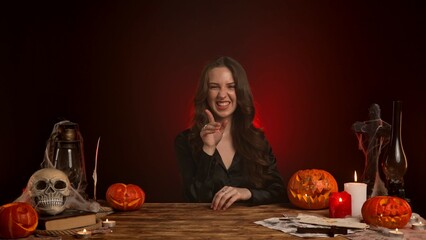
[207,67,237,121]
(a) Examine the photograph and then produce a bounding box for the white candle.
[412,221,425,230]
[76,228,91,238]
[102,219,116,228]
[343,171,367,218]
[389,228,404,238]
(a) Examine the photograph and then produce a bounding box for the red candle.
[329,191,352,218]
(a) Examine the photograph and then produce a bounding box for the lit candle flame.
[338,197,342,202]
[83,229,87,233]
[354,171,358,182]
[395,228,399,232]
[106,219,109,222]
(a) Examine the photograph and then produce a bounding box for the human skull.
[28,168,70,215]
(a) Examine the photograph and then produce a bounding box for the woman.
[175,56,285,210]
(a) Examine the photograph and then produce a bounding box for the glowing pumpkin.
[0,202,38,239]
[361,196,412,229]
[287,169,338,209]
[106,183,145,211]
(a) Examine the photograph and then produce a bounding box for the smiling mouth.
[216,101,230,109]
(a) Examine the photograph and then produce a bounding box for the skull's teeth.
[37,197,64,207]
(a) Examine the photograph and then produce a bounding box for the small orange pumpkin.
[0,202,38,239]
[361,196,412,229]
[106,183,145,211]
[287,169,338,209]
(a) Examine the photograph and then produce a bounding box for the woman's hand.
[200,109,228,155]
[210,186,252,210]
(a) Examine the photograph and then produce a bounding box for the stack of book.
[37,209,97,231]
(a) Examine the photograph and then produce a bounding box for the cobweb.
[352,104,391,197]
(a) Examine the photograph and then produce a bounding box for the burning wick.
[102,218,116,228]
[76,228,91,238]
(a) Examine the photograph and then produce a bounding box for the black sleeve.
[174,130,217,202]
[248,145,287,205]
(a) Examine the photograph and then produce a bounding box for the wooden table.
[71,203,348,240]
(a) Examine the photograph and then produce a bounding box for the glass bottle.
[382,100,408,198]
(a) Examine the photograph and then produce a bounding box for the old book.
[37,209,97,231]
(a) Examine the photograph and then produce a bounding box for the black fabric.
[174,129,286,205]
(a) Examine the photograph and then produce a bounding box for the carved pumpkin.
[361,196,412,229]
[106,183,145,211]
[287,169,338,209]
[0,202,38,239]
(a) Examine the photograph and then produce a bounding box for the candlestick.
[329,191,351,218]
[76,228,91,238]
[412,221,425,230]
[102,219,116,228]
[343,171,366,218]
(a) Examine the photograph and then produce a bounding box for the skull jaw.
[35,196,67,215]
[37,205,66,215]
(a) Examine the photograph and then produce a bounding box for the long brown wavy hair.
[189,56,273,188]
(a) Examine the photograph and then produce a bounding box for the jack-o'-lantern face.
[0,202,38,239]
[287,169,338,209]
[106,183,145,211]
[361,196,412,229]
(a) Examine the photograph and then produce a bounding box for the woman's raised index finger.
[204,109,215,123]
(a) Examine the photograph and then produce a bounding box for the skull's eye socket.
[35,181,47,190]
[54,180,67,189]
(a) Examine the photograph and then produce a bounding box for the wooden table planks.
[63,203,348,239]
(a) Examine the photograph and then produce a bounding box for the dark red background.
[2,1,425,216]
